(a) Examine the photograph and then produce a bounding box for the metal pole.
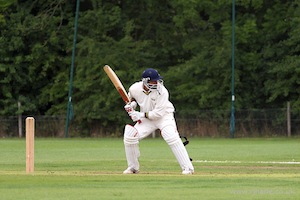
[18,101,22,137]
[65,0,80,137]
[287,102,291,137]
[230,0,235,138]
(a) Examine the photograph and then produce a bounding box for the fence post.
[287,102,291,137]
[18,101,22,137]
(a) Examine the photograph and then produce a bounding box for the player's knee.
[124,124,139,145]
[161,125,180,145]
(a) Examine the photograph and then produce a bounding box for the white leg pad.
[161,126,194,171]
[123,125,140,170]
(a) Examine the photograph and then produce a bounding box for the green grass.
[0,137,299,199]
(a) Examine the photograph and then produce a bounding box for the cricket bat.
[103,65,142,123]
[103,65,130,104]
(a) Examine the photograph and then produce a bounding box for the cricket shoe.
[123,167,139,174]
[182,168,194,175]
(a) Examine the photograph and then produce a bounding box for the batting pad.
[124,125,139,145]
[124,125,140,170]
[162,126,194,171]
[170,139,194,171]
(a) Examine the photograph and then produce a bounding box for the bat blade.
[103,65,130,104]
[104,65,142,124]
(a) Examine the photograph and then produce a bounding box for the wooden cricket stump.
[26,117,35,174]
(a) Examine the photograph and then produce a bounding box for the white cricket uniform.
[129,81,174,120]
[128,81,176,138]
[123,81,194,174]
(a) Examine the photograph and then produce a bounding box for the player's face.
[148,80,157,84]
[143,80,158,91]
[148,80,158,89]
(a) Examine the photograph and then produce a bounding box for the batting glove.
[124,104,134,114]
[130,111,144,122]
[129,101,137,109]
[124,101,137,114]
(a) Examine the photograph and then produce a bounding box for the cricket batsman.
[123,68,194,175]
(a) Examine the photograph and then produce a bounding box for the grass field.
[0,137,299,199]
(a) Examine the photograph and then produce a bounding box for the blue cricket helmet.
[142,68,163,81]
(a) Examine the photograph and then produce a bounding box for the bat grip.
[125,101,142,124]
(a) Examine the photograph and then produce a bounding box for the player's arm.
[145,91,170,120]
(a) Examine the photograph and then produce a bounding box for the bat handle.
[125,101,142,124]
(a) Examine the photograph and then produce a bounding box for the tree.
[262,1,300,109]
[1,0,300,136]
[165,0,233,111]
[0,0,73,115]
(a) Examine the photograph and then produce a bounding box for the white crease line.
[194,160,300,165]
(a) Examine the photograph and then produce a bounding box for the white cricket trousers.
[123,113,194,172]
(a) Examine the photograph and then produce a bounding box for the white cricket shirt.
[128,81,175,120]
